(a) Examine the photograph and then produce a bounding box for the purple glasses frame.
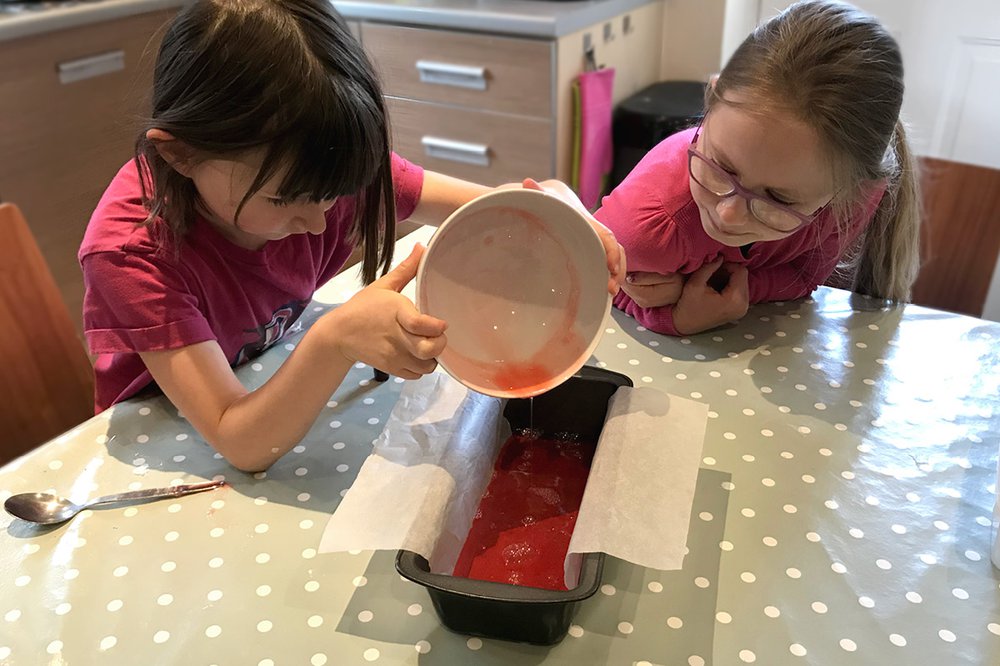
[687,123,832,232]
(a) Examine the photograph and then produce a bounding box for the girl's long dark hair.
[136,0,395,283]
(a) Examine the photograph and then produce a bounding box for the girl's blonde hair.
[708,0,921,301]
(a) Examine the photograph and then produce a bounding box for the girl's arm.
[618,259,751,336]
[746,223,863,304]
[745,231,852,304]
[614,293,682,336]
[746,261,819,304]
[672,260,749,334]
[407,171,625,295]
[139,246,445,472]
[620,271,685,308]
[407,170,491,226]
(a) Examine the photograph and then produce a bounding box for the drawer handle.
[58,50,125,84]
[421,136,490,167]
[415,60,487,91]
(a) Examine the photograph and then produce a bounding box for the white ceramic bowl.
[416,188,611,398]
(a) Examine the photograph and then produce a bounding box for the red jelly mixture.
[453,431,595,590]
[489,363,552,396]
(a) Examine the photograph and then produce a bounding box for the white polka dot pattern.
[0,230,997,666]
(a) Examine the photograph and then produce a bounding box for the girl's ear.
[145,129,196,177]
[708,73,720,89]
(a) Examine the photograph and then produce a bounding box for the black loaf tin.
[395,365,633,645]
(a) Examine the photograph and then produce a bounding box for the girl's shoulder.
[598,127,699,227]
[79,160,174,263]
[614,127,698,216]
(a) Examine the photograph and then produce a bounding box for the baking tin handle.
[395,549,605,603]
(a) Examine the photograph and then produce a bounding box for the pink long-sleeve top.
[595,127,885,335]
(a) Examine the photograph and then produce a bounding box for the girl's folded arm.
[746,263,817,304]
[746,234,848,304]
[140,314,354,473]
[613,291,681,336]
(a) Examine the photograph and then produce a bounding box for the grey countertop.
[0,0,655,43]
[0,0,185,43]
[334,0,655,38]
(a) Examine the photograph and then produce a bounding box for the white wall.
[983,267,1000,321]
[721,0,760,67]
[658,0,761,81]
[659,0,727,82]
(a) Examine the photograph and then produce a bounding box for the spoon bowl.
[4,493,82,525]
[4,479,225,525]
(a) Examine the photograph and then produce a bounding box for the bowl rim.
[415,188,612,399]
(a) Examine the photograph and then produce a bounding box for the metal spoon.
[3,479,225,525]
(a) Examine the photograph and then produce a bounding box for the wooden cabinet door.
[912,157,1000,317]
[0,10,175,335]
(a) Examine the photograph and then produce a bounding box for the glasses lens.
[690,153,735,196]
[750,199,802,232]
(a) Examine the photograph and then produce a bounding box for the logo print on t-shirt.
[234,299,308,366]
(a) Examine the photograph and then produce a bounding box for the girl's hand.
[328,245,448,379]
[520,178,627,296]
[673,259,750,335]
[621,271,686,308]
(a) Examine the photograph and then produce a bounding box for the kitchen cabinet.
[0,2,662,342]
[0,9,176,336]
[359,1,664,186]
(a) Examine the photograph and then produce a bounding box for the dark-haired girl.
[80,0,624,471]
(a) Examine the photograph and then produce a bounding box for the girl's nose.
[309,212,327,234]
[296,210,327,235]
[715,196,750,227]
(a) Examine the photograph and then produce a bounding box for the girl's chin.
[702,220,751,247]
[696,205,765,246]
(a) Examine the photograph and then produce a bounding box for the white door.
[757,0,1000,168]
[735,1,1000,319]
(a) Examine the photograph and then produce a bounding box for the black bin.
[610,80,706,190]
[396,365,633,645]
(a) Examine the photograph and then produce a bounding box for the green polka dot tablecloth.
[2,227,999,665]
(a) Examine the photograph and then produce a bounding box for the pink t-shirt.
[596,127,885,335]
[80,153,424,412]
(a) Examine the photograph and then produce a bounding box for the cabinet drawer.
[386,97,552,186]
[365,23,553,117]
[0,10,175,334]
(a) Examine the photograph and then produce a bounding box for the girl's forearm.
[408,170,490,226]
[614,291,681,336]
[212,313,354,471]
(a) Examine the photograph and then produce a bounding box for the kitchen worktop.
[0,0,657,43]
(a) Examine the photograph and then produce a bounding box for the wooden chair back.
[0,202,94,465]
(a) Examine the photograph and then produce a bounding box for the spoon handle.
[87,480,225,508]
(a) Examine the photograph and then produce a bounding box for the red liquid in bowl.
[489,363,552,397]
[453,431,595,590]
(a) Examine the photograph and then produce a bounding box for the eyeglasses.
[687,124,832,232]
